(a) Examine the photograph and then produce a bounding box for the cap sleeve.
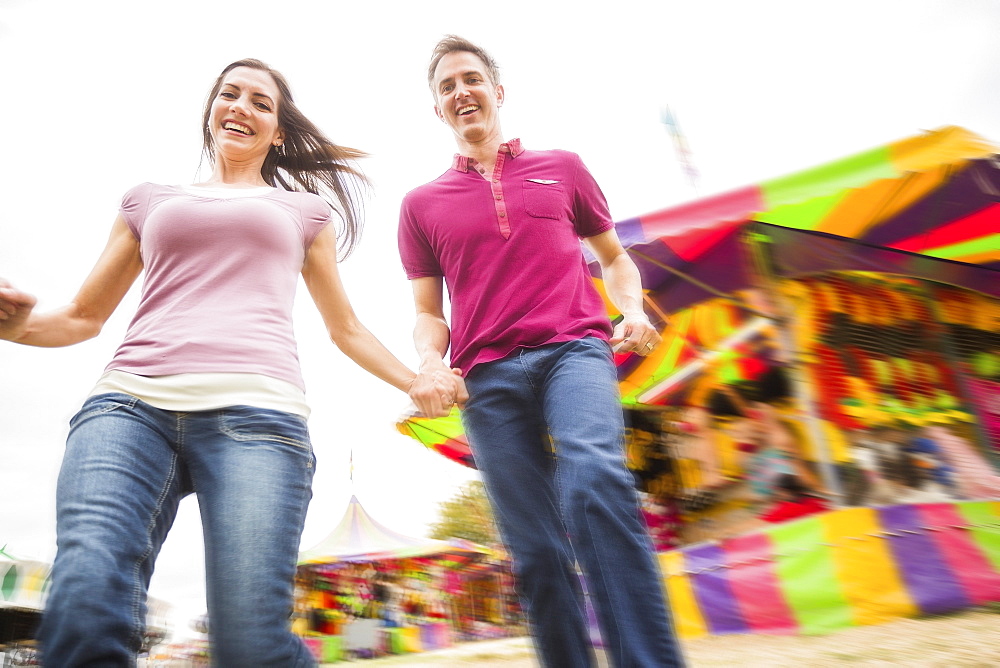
[119,182,156,240]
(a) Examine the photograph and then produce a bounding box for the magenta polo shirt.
[398,139,614,375]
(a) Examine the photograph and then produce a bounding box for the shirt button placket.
[492,153,510,239]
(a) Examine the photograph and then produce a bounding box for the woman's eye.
[220,91,236,99]
[254,102,271,111]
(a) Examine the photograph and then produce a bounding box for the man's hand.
[609,312,661,356]
[0,281,37,342]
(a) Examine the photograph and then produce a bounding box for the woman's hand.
[408,364,468,418]
[0,280,37,342]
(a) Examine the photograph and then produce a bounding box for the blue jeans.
[462,338,685,668]
[39,393,317,667]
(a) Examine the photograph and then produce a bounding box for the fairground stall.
[294,496,519,662]
[398,126,1000,639]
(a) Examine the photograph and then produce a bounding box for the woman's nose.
[229,95,250,115]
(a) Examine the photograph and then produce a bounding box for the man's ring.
[645,342,654,350]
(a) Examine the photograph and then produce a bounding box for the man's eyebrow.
[438,70,485,88]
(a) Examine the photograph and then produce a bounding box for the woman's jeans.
[462,338,685,668]
[39,393,317,667]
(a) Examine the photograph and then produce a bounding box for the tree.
[429,480,500,547]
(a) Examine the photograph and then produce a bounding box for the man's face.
[432,50,504,146]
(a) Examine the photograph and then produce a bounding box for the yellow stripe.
[658,550,708,639]
[822,507,917,626]
[888,125,997,173]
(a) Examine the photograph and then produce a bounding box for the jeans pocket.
[218,406,312,451]
[68,393,139,429]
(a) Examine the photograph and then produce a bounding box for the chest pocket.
[522,180,566,220]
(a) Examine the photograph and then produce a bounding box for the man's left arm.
[584,229,661,356]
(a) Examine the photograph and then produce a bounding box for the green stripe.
[916,234,1000,261]
[956,501,1000,572]
[1,565,16,600]
[755,190,847,231]
[761,146,896,210]
[767,517,853,634]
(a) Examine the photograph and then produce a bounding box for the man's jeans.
[39,393,317,667]
[462,338,685,667]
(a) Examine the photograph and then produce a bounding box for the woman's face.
[208,66,284,164]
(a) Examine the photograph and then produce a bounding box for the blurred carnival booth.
[0,546,171,659]
[397,125,1000,637]
[0,546,48,662]
[294,496,519,662]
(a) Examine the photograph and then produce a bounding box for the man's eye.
[442,84,454,93]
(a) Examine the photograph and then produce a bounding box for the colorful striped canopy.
[600,125,999,322]
[398,126,1000,467]
[298,496,490,565]
[661,500,1000,638]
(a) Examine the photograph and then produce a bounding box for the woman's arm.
[301,226,461,417]
[0,214,142,347]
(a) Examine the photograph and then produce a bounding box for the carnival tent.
[0,547,49,612]
[398,125,1000,466]
[0,546,49,645]
[298,496,490,565]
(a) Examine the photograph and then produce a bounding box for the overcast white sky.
[2,0,999,636]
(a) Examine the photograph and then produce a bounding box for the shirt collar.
[451,138,524,172]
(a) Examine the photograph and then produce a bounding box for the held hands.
[408,362,469,418]
[609,312,661,356]
[0,280,37,342]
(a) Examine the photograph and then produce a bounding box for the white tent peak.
[298,495,489,566]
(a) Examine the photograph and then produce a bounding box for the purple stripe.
[863,160,998,248]
[615,217,646,248]
[635,231,754,314]
[685,543,749,634]
[879,505,971,615]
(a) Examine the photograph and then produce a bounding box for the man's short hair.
[427,35,501,92]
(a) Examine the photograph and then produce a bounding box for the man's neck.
[458,136,505,175]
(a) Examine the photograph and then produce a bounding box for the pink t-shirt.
[398,140,613,374]
[106,183,331,391]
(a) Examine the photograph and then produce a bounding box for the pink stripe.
[638,185,764,243]
[918,504,1000,604]
[723,533,798,634]
[657,222,742,262]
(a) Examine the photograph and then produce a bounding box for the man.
[399,35,685,667]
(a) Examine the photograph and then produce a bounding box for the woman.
[0,58,460,666]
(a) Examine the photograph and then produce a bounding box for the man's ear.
[434,105,445,122]
[496,84,505,107]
